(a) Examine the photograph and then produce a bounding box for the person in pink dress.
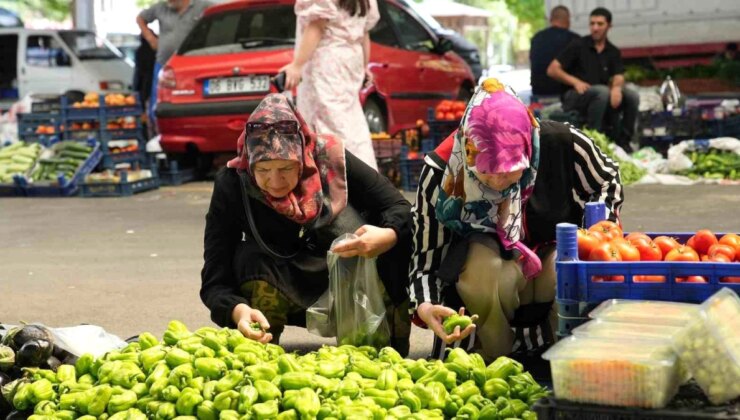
[280,0,380,170]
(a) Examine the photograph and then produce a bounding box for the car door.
[20,32,73,96]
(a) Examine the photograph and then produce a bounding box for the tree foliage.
[0,0,71,22]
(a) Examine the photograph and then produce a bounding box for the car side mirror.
[435,37,454,55]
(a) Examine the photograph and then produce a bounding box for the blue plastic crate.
[19,140,102,197]
[99,150,145,169]
[400,157,424,191]
[17,113,63,145]
[102,93,143,117]
[426,108,459,146]
[159,161,196,186]
[61,96,101,120]
[80,172,159,197]
[555,202,740,335]
[0,176,25,197]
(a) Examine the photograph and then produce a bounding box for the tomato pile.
[576,222,740,283]
[434,101,466,121]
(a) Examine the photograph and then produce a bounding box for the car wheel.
[457,86,473,103]
[364,99,387,134]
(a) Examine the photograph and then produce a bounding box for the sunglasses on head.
[246,121,299,136]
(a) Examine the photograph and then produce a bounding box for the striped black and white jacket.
[409,121,624,357]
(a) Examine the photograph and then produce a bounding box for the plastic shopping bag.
[306,234,391,348]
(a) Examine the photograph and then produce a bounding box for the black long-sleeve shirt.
[201,151,411,327]
[409,121,623,308]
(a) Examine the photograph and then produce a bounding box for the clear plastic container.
[572,320,691,383]
[671,288,740,404]
[589,299,699,326]
[543,335,681,408]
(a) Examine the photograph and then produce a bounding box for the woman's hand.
[417,303,477,344]
[278,62,303,91]
[331,225,397,258]
[232,303,273,343]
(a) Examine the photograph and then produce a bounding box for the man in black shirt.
[547,7,639,152]
[530,6,579,96]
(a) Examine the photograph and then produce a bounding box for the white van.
[0,28,134,110]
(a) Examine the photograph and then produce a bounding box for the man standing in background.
[530,5,579,96]
[136,0,213,132]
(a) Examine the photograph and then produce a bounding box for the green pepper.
[187,377,204,392]
[161,385,181,402]
[317,360,345,379]
[442,314,473,334]
[471,367,486,389]
[165,348,193,369]
[280,372,314,390]
[282,389,300,410]
[254,380,281,402]
[58,390,89,412]
[362,388,398,409]
[137,332,159,350]
[169,364,195,389]
[294,388,320,419]
[78,374,95,385]
[34,400,57,415]
[375,368,397,391]
[222,354,244,371]
[394,377,413,393]
[388,404,412,417]
[483,378,509,400]
[478,404,499,420]
[378,347,403,365]
[349,358,381,379]
[202,381,217,401]
[317,401,338,419]
[219,409,240,420]
[215,370,243,393]
[521,410,538,420]
[173,387,203,416]
[177,336,205,355]
[417,367,452,388]
[451,380,480,404]
[426,382,448,410]
[107,352,141,364]
[107,389,138,413]
[400,390,422,412]
[457,402,480,419]
[156,401,177,419]
[196,400,217,420]
[508,398,529,417]
[213,390,240,412]
[193,357,227,380]
[145,363,170,386]
[339,404,374,419]
[58,380,92,395]
[87,385,113,416]
[193,347,216,359]
[111,362,145,389]
[163,321,191,346]
[446,348,473,369]
[29,379,55,403]
[276,408,298,420]
[467,395,493,410]
[139,348,167,374]
[410,383,432,409]
[201,335,227,357]
[251,400,279,419]
[337,379,360,398]
[237,384,259,413]
[443,394,464,418]
[265,343,285,358]
[56,410,83,420]
[485,357,522,381]
[246,364,278,382]
[445,361,470,382]
[135,396,154,413]
[75,354,95,378]
[277,354,301,374]
[56,365,77,383]
[312,374,338,395]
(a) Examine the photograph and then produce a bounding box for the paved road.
[1,183,738,358]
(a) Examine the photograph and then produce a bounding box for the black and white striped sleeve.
[409,161,452,310]
[569,127,624,221]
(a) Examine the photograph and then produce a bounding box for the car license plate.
[204,75,270,96]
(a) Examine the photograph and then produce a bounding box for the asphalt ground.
[1,183,738,358]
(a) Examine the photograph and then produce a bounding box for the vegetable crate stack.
[1,320,550,420]
[534,288,740,417]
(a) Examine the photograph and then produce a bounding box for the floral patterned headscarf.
[436,78,542,279]
[227,93,347,227]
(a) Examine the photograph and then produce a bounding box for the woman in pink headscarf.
[410,78,624,361]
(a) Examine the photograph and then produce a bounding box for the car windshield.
[59,31,122,60]
[180,5,296,56]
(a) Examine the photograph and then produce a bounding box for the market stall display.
[0,143,41,184]
[1,321,548,419]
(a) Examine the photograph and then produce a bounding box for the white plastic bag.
[0,323,126,358]
[306,234,391,348]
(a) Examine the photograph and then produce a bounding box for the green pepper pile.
[679,149,740,180]
[581,128,646,185]
[3,321,548,419]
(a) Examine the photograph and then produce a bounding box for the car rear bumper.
[157,113,251,153]
[155,99,261,118]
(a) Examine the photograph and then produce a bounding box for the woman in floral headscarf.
[201,93,412,354]
[410,78,624,361]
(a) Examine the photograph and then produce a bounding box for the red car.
[155,0,474,159]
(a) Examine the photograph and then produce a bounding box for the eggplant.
[0,373,10,417]
[44,356,61,372]
[15,341,52,368]
[1,326,53,353]
[5,409,31,420]
[60,353,78,367]
[0,379,25,418]
[0,347,13,372]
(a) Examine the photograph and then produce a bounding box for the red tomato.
[611,240,640,261]
[444,112,456,121]
[686,235,697,251]
[677,276,707,283]
[589,243,622,262]
[577,229,603,261]
[665,246,700,262]
[454,110,464,119]
[628,236,652,247]
[719,234,740,260]
[707,253,731,263]
[435,111,445,121]
[634,275,666,283]
[721,276,740,283]
[634,241,662,261]
[708,244,736,261]
[625,232,651,244]
[588,222,623,242]
[693,229,719,256]
[653,236,681,256]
